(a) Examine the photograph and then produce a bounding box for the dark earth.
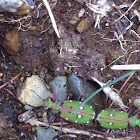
[0,0,140,139]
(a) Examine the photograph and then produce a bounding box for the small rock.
[54,138,58,140]
[32,126,36,132]
[76,18,90,33]
[45,74,53,83]
[68,74,104,112]
[37,127,58,140]
[39,68,46,79]
[137,26,140,34]
[18,110,35,122]
[24,105,33,110]
[78,8,85,18]
[13,2,31,16]
[134,96,140,109]
[0,73,3,77]
[50,76,67,102]
[2,29,20,55]
[17,75,52,107]
[68,74,84,99]
[20,76,24,82]
[29,26,37,31]
[70,15,80,25]
[69,8,85,25]
[9,122,13,128]
[42,112,47,119]
[67,2,72,7]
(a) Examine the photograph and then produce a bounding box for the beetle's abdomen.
[60,100,95,124]
[98,109,129,129]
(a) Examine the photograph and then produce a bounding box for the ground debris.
[51,24,105,80]
[0,0,140,139]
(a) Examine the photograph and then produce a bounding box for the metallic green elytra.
[60,100,95,124]
[43,98,140,129]
[129,116,140,127]
[98,109,129,129]
[44,98,61,113]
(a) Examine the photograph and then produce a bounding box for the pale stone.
[76,18,90,33]
[17,75,51,107]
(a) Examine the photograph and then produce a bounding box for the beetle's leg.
[92,129,108,136]
[106,129,112,136]
[52,93,57,100]
[50,112,59,122]
[78,95,83,101]
[60,118,63,129]
[77,66,81,74]
[65,93,70,100]
[111,108,125,111]
[133,109,140,115]
[78,124,84,130]
[127,105,133,113]
[131,127,138,140]
[125,129,128,136]
[131,127,136,137]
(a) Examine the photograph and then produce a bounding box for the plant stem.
[74,70,137,113]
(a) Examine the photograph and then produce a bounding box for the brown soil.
[0,0,140,139]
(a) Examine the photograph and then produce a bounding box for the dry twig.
[113,0,138,24]
[0,14,32,31]
[42,0,60,38]
[127,50,140,64]
[25,118,135,140]
[118,73,134,94]
[0,72,22,90]
[111,64,140,70]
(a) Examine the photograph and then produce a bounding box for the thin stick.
[130,30,140,39]
[0,72,22,90]
[42,0,60,38]
[111,64,140,70]
[113,0,138,24]
[27,119,135,140]
[118,73,134,94]
[26,119,110,139]
[103,38,139,43]
[105,52,127,68]
[126,50,140,64]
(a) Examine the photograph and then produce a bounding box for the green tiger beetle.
[43,98,140,130]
